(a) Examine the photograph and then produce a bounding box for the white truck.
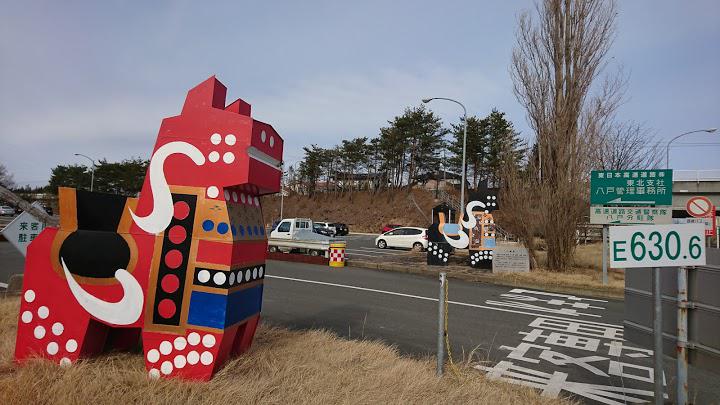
[268,218,343,257]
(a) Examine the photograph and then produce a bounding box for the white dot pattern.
[210,133,222,145]
[207,186,219,198]
[34,325,46,339]
[66,339,78,353]
[174,337,187,351]
[198,270,211,283]
[24,290,36,303]
[161,361,173,375]
[202,334,216,348]
[188,332,201,346]
[201,351,214,365]
[46,342,59,355]
[147,349,160,363]
[174,355,187,369]
[187,351,200,365]
[159,341,172,355]
[213,272,227,286]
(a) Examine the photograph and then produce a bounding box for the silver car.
[0,205,16,216]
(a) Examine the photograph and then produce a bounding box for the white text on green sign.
[590,169,672,206]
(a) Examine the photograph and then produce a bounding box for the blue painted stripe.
[187,285,263,329]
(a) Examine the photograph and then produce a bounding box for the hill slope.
[261,189,444,233]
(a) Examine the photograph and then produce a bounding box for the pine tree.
[485,109,526,186]
[448,115,489,190]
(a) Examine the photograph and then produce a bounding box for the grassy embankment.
[0,298,572,404]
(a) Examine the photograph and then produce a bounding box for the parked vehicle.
[0,205,15,216]
[331,222,349,236]
[39,203,53,216]
[375,227,428,251]
[269,218,340,257]
[381,224,402,233]
[313,222,334,236]
[313,221,336,236]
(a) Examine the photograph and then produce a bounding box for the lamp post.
[74,153,96,192]
[422,97,467,214]
[665,128,717,169]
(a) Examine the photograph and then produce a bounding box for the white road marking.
[265,275,622,328]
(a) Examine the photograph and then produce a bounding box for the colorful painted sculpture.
[14,76,283,380]
[431,184,499,269]
[427,204,455,265]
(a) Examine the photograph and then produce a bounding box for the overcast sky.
[1,0,718,186]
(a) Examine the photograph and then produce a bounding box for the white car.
[375,227,428,251]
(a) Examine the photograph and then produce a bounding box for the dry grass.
[0,298,572,404]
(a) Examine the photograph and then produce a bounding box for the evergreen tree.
[378,105,447,188]
[485,109,526,185]
[298,145,324,196]
[448,115,489,189]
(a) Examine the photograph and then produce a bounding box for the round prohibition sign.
[686,196,713,218]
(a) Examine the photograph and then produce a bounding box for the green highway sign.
[590,169,672,206]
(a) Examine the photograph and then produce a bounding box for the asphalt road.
[261,261,720,404]
[339,233,419,260]
[2,240,719,403]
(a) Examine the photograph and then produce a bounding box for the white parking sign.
[609,224,706,268]
[0,204,46,257]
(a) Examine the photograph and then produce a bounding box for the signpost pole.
[677,266,689,405]
[602,225,608,285]
[653,267,664,405]
[436,272,446,377]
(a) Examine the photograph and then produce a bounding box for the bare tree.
[511,0,617,271]
[499,154,541,269]
[592,122,664,170]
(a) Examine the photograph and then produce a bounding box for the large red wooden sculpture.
[14,77,283,380]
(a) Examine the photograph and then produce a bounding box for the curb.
[346,259,624,301]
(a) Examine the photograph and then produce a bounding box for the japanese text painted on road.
[590,170,672,206]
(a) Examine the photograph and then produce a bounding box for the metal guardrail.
[624,252,720,374]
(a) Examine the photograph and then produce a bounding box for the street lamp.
[74,153,97,192]
[665,128,717,169]
[422,97,467,214]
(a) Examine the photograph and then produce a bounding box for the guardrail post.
[653,267,663,405]
[602,225,608,285]
[437,272,446,377]
[676,266,689,405]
